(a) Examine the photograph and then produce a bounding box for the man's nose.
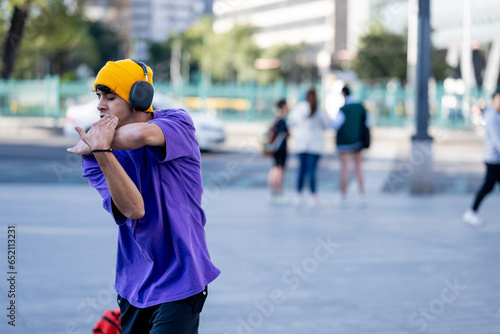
[97,98,107,111]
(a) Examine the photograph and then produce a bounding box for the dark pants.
[273,149,287,167]
[297,153,320,193]
[472,163,500,211]
[118,287,208,334]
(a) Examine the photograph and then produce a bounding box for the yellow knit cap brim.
[94,60,154,112]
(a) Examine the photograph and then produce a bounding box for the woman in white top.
[288,88,329,206]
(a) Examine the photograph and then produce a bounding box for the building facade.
[85,0,206,60]
[380,0,500,91]
[213,0,338,61]
[212,0,382,68]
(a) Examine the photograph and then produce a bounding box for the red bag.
[93,309,121,334]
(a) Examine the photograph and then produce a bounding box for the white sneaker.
[358,195,367,208]
[463,209,484,227]
[309,195,327,208]
[293,194,303,207]
[269,194,279,205]
[335,195,348,209]
[274,195,289,206]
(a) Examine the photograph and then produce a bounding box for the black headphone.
[129,59,154,111]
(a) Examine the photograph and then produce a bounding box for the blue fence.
[0,76,489,129]
[352,80,488,129]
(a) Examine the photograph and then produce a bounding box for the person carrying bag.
[266,99,289,203]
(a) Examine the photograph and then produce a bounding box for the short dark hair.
[95,84,115,95]
[342,86,350,96]
[276,99,287,109]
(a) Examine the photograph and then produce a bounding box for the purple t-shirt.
[82,109,220,308]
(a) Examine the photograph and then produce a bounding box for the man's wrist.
[92,148,113,153]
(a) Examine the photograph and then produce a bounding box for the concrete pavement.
[0,120,499,333]
[0,184,499,333]
[203,189,500,334]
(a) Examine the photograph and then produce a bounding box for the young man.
[463,88,500,226]
[68,59,220,333]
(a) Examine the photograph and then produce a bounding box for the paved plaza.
[0,122,499,333]
[0,183,499,333]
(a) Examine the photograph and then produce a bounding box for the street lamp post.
[461,0,472,124]
[410,0,433,194]
[406,0,418,118]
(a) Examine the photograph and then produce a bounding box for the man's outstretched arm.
[68,121,165,154]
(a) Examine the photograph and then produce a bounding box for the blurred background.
[0,0,498,127]
[1,1,500,333]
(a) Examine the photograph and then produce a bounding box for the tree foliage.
[1,6,320,83]
[148,16,315,84]
[353,23,408,83]
[149,17,262,84]
[0,0,124,79]
[1,0,35,79]
[88,21,125,73]
[29,1,98,76]
[257,43,308,84]
[353,22,450,83]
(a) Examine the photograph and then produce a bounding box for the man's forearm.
[111,122,165,150]
[93,151,145,219]
[111,123,149,150]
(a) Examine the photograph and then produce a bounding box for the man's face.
[493,93,500,112]
[96,90,134,128]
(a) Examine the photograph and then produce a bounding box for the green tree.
[185,17,261,83]
[149,15,321,84]
[14,0,101,79]
[1,0,39,79]
[149,16,261,83]
[353,22,450,83]
[432,48,449,82]
[353,23,408,83]
[256,43,307,84]
[88,21,125,73]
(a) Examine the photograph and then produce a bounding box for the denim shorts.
[337,141,363,153]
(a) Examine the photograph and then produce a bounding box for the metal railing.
[0,76,489,129]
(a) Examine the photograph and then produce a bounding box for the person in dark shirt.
[268,99,289,204]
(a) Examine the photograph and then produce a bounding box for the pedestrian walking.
[463,88,500,226]
[267,99,289,204]
[288,88,329,207]
[68,59,220,333]
[330,86,369,207]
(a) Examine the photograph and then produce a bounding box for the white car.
[63,94,226,151]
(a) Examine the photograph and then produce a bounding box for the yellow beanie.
[94,59,154,112]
